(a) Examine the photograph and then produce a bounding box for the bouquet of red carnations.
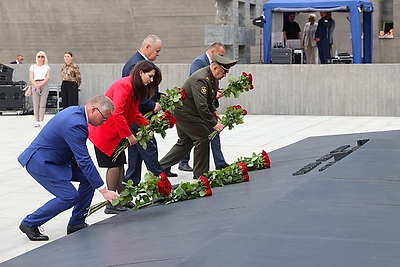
[209,105,247,140]
[234,150,271,171]
[86,172,172,216]
[112,88,184,161]
[221,72,254,98]
[207,162,250,187]
[144,87,186,118]
[165,176,212,204]
[112,110,177,160]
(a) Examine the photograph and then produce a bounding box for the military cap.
[212,53,238,73]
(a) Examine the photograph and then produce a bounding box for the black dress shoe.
[67,222,89,235]
[164,167,178,177]
[123,201,136,209]
[104,204,129,214]
[178,163,193,172]
[19,221,49,241]
[216,163,230,170]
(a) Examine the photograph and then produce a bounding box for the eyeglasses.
[37,56,45,58]
[95,107,108,121]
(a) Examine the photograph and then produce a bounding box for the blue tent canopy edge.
[263,0,373,64]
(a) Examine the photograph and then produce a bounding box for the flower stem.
[143,111,153,119]
[86,200,109,217]
[208,130,218,140]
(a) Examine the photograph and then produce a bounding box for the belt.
[35,79,44,81]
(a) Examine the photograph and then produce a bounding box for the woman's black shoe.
[104,204,129,214]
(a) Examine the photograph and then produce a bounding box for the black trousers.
[61,81,79,108]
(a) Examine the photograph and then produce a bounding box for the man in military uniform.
[159,53,237,179]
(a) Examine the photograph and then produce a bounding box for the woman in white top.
[302,14,319,64]
[29,51,51,127]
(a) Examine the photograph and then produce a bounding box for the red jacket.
[89,76,148,156]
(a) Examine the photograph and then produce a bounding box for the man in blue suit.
[178,42,229,172]
[18,95,120,241]
[122,35,168,189]
[315,12,335,64]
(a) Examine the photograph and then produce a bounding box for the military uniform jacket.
[174,66,217,128]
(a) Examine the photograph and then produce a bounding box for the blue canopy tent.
[263,0,373,64]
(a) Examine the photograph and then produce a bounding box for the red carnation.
[162,110,177,128]
[158,172,172,196]
[179,88,187,101]
[238,162,248,175]
[261,150,271,168]
[206,188,213,196]
[160,172,168,180]
[242,109,247,115]
[200,175,210,187]
[243,174,250,182]
[200,176,212,196]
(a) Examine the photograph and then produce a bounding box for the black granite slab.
[3,130,400,267]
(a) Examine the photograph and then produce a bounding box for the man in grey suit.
[18,95,120,241]
[178,42,230,172]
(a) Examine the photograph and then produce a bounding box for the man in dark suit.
[178,42,230,172]
[315,12,335,64]
[160,53,237,179]
[10,54,24,64]
[18,95,120,241]
[122,35,168,188]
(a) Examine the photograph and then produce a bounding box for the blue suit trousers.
[23,159,94,227]
[318,40,331,64]
[125,136,164,186]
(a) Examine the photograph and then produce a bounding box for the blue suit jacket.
[315,17,335,44]
[18,106,104,189]
[122,52,146,78]
[189,52,210,76]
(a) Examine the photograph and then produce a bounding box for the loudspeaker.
[0,85,25,109]
[0,64,14,84]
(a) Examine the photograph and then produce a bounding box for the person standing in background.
[10,54,24,64]
[315,12,335,64]
[302,14,319,64]
[282,12,301,42]
[61,52,82,108]
[178,42,229,172]
[29,51,50,127]
[327,12,336,59]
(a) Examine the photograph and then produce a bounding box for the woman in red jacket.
[89,60,162,213]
